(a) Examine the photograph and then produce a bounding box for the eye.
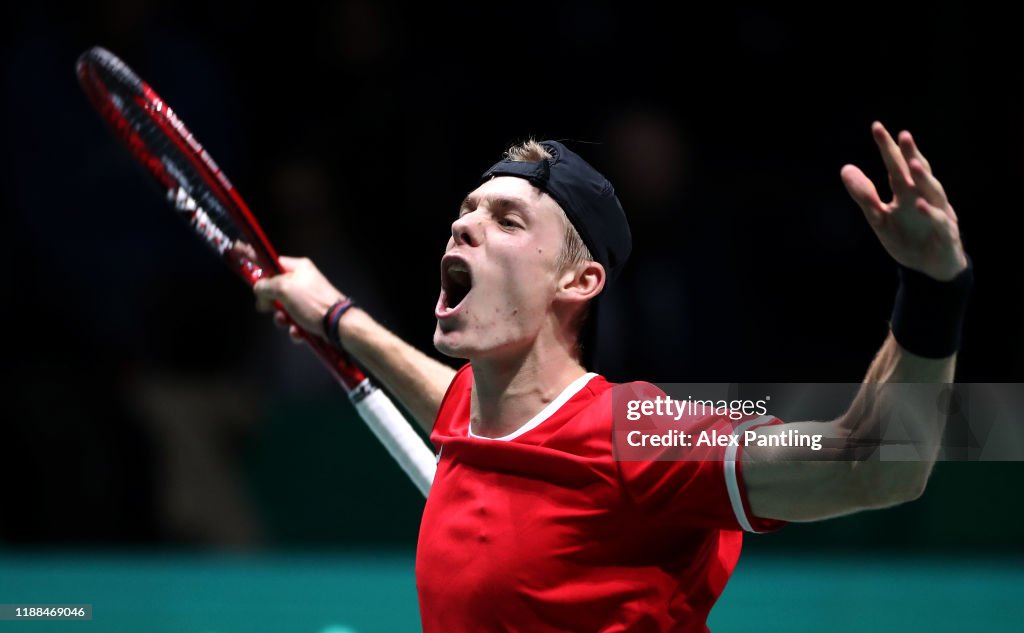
[499,216,522,229]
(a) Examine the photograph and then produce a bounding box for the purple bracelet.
[322,298,354,349]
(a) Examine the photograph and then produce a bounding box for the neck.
[469,340,588,439]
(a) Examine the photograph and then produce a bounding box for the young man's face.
[433,176,568,360]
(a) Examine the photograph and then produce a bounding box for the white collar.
[468,372,597,441]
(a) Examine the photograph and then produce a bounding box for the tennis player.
[254,122,971,632]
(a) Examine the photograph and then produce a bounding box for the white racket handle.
[351,381,436,497]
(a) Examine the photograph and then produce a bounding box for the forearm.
[839,332,955,504]
[860,331,956,384]
[338,308,456,434]
[745,334,955,522]
[252,257,457,433]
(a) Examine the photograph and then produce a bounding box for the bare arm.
[742,122,970,522]
[336,306,456,434]
[254,256,455,434]
[743,334,954,521]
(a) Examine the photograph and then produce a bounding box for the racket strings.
[82,48,276,280]
[91,63,248,259]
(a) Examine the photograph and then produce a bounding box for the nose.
[451,212,481,247]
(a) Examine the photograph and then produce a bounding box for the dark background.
[2,1,1021,555]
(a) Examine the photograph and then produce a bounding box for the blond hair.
[503,140,594,272]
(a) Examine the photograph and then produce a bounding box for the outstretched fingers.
[900,132,956,221]
[872,121,914,194]
[898,130,932,174]
[908,158,949,210]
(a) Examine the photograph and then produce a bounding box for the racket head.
[77,46,372,392]
[75,46,280,286]
[75,50,432,489]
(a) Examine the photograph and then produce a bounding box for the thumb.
[840,164,886,227]
[278,255,304,272]
[253,276,285,312]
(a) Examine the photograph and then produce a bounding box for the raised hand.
[840,122,968,281]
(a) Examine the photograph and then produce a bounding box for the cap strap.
[482,159,550,187]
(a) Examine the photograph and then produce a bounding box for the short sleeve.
[613,382,787,533]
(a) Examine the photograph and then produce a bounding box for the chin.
[433,326,471,360]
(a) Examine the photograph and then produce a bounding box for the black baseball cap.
[481,140,632,370]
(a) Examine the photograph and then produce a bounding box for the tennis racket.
[76,46,435,497]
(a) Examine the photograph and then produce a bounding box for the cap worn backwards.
[480,140,632,284]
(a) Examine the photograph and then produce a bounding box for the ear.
[555,261,606,306]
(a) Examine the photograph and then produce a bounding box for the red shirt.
[416,364,785,632]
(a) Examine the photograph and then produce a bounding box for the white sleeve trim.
[725,415,775,533]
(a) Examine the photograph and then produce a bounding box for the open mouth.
[439,255,473,314]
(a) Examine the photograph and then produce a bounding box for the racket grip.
[352,383,437,497]
[273,303,435,497]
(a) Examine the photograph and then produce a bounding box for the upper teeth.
[449,262,467,273]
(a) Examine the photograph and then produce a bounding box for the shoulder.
[591,378,667,407]
[564,376,667,432]
[451,362,473,387]
[442,362,473,406]
[432,362,473,437]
